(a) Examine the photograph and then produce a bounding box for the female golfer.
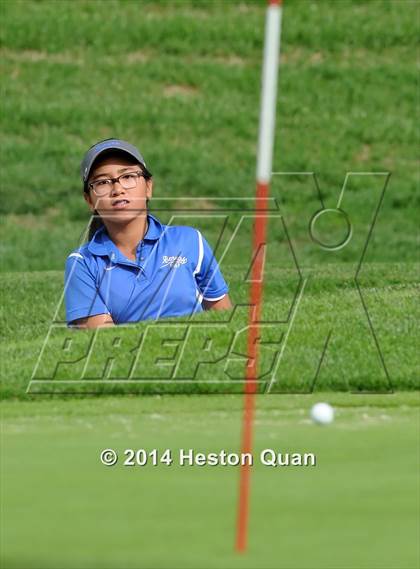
[65,138,231,328]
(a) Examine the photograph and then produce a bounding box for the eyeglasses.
[88,171,145,196]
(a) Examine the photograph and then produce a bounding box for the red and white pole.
[235,0,283,553]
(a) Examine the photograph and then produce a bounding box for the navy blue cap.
[81,138,148,183]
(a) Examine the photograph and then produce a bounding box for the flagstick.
[235,0,283,553]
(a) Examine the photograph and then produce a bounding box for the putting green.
[2,393,418,569]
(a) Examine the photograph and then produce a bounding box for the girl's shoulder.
[159,223,205,254]
[160,223,200,237]
[65,242,99,276]
[66,242,91,263]
[65,224,108,267]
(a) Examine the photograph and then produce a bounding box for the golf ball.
[310,402,334,425]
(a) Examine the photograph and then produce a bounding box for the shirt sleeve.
[194,231,229,301]
[64,253,110,323]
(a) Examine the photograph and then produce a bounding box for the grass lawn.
[0,1,418,567]
[0,0,418,270]
[1,262,419,397]
[1,262,418,567]
[1,393,419,569]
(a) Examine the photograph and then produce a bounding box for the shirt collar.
[143,213,164,242]
[87,213,164,258]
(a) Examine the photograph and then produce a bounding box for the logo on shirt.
[161,255,188,269]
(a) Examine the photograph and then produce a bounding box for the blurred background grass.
[0,0,418,270]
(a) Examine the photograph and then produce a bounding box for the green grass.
[0,0,418,270]
[1,262,418,398]
[1,393,419,569]
[0,2,418,568]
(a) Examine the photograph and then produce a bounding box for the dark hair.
[84,150,152,241]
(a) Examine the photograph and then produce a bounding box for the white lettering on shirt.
[161,255,188,269]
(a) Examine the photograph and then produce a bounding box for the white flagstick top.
[256,0,282,184]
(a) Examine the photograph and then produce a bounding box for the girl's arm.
[202,294,232,311]
[70,314,115,329]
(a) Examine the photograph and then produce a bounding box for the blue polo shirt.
[64,214,229,324]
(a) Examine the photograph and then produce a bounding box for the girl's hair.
[84,150,152,241]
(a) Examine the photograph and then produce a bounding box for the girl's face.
[84,154,153,224]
